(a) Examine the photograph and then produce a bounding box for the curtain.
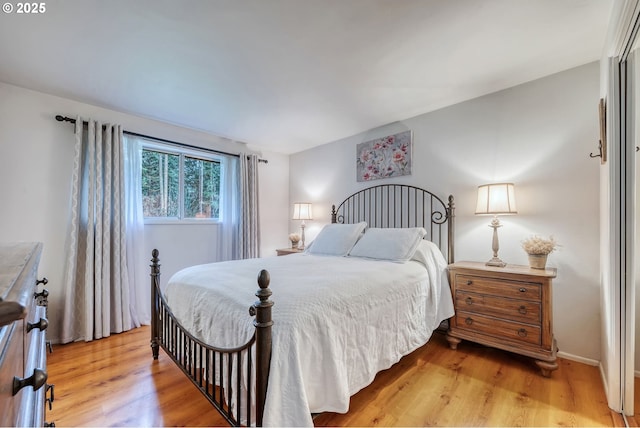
[239,153,260,259]
[123,136,149,325]
[218,155,240,261]
[60,117,134,343]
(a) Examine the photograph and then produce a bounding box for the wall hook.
[590,141,603,159]
[595,98,607,164]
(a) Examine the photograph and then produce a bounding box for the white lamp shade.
[292,202,313,220]
[475,183,517,215]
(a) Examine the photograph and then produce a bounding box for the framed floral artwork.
[356,130,412,182]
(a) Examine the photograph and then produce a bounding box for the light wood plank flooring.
[47,326,619,427]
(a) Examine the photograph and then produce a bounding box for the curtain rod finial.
[55,115,75,123]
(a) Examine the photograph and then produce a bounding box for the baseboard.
[557,350,599,366]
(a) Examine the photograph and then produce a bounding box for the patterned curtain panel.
[239,153,260,259]
[60,117,134,343]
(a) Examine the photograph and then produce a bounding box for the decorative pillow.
[306,222,367,256]
[348,227,427,262]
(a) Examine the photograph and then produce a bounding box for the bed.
[150,184,455,427]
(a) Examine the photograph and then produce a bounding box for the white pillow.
[306,222,367,256]
[411,239,447,270]
[348,227,427,262]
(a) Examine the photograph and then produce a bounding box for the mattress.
[164,243,454,427]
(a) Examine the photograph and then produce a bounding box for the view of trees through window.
[183,156,220,218]
[142,148,221,219]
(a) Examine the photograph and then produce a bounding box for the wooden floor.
[47,325,620,427]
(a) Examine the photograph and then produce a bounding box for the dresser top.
[448,260,557,279]
[0,242,43,303]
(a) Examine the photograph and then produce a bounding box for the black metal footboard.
[150,249,273,426]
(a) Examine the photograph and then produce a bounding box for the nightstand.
[276,248,304,256]
[446,261,558,377]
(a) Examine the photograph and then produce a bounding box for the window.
[141,144,221,221]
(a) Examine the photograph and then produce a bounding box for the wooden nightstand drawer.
[455,311,541,346]
[455,291,541,324]
[276,248,303,256]
[454,274,541,302]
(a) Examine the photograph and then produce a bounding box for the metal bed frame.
[332,184,455,264]
[150,184,455,426]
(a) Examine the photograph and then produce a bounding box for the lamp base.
[485,257,507,267]
[486,217,506,267]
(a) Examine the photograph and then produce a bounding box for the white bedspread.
[165,250,453,427]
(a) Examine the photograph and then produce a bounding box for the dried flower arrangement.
[521,235,558,255]
[288,233,301,243]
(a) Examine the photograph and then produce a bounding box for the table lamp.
[475,183,517,267]
[292,202,313,249]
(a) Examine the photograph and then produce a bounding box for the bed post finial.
[331,204,337,223]
[150,249,161,359]
[253,269,273,427]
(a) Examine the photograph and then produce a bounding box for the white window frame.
[141,139,223,225]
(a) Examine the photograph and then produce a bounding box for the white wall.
[290,62,601,362]
[0,81,289,343]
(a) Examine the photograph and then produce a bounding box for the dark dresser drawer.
[0,322,23,424]
[17,304,48,427]
[0,242,48,427]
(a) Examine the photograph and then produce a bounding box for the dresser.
[446,261,558,377]
[0,242,53,426]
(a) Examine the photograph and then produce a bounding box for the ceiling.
[0,0,614,154]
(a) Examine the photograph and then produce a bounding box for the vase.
[528,253,547,270]
[291,241,299,249]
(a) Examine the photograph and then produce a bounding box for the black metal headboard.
[331,184,455,263]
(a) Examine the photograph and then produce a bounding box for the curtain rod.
[55,115,268,164]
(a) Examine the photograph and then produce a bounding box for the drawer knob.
[465,317,473,326]
[27,317,48,333]
[34,288,49,306]
[13,368,48,395]
[518,306,527,315]
[466,280,473,285]
[517,328,527,337]
[465,297,473,305]
[34,288,49,299]
[519,287,527,293]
